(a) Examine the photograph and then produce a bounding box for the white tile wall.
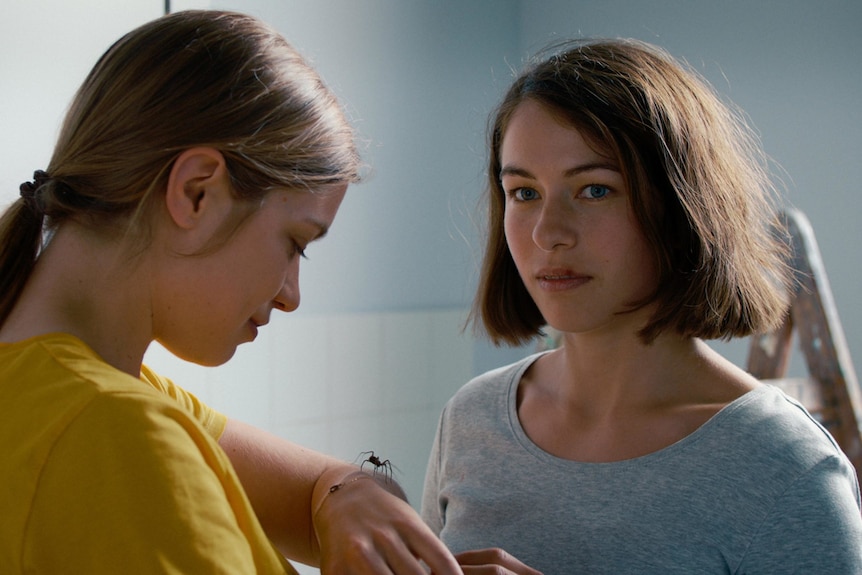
[142,308,475,574]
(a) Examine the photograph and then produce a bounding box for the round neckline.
[504,351,770,469]
[1,331,88,348]
[1,332,118,371]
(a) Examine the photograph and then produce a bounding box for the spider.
[359,450,394,481]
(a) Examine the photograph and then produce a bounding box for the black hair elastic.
[19,170,50,200]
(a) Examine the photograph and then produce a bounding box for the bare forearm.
[218,418,350,563]
[220,418,462,574]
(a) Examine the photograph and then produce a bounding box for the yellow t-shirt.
[0,333,297,574]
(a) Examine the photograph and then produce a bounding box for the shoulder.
[434,352,545,447]
[444,352,543,415]
[705,384,859,498]
[2,333,179,439]
[23,394,264,574]
[4,332,134,382]
[32,361,226,479]
[30,372,238,529]
[728,387,862,568]
[140,364,227,438]
[727,384,846,459]
[2,341,272,571]
[5,333,163,400]
[2,332,222,474]
[5,332,225,438]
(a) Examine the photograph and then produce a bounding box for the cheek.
[619,230,660,291]
[503,212,530,259]
[258,252,293,296]
[282,256,300,289]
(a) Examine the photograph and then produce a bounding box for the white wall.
[0,0,164,195]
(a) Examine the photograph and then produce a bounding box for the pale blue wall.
[211,0,520,315]
[208,0,534,372]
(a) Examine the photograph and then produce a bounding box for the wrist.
[312,470,376,519]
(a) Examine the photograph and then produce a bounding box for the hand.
[312,473,462,575]
[451,548,543,575]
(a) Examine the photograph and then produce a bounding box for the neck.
[519,327,757,462]
[0,223,153,376]
[540,331,720,415]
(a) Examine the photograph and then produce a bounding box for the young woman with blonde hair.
[0,10,468,574]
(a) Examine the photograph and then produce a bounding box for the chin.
[181,347,238,368]
[208,348,238,367]
[158,338,238,367]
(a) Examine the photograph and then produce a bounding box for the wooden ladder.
[747,208,862,478]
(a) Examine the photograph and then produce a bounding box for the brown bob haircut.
[473,39,791,347]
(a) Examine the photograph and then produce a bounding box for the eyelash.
[581,184,610,200]
[511,187,539,201]
[291,241,309,260]
[507,184,611,201]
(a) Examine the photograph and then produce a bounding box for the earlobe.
[165,147,230,229]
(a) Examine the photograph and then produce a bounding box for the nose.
[532,200,576,252]
[273,274,300,313]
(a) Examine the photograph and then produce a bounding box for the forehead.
[265,183,346,208]
[500,100,615,169]
[260,183,347,229]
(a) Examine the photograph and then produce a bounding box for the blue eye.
[513,187,539,201]
[581,185,610,199]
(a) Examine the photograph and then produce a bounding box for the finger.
[320,538,396,575]
[359,526,433,575]
[333,520,452,575]
[460,568,514,574]
[381,539,432,575]
[400,528,462,575]
[455,548,542,575]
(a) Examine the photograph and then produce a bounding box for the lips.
[246,320,259,341]
[535,268,590,291]
[247,317,269,341]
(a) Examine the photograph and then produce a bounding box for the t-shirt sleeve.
[140,364,228,440]
[420,405,447,535]
[22,392,286,574]
[738,454,862,573]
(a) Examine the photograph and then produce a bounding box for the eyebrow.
[500,161,621,180]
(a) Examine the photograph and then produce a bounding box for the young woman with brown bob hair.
[422,38,862,573]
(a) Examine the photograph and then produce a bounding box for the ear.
[164,147,231,230]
